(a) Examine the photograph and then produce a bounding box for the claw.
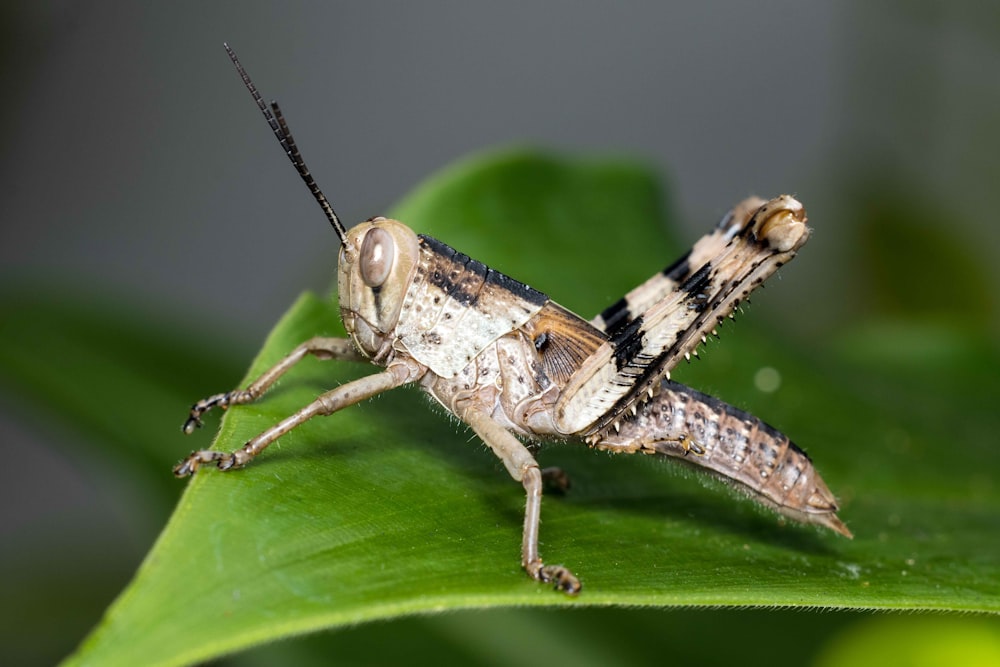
[541,466,571,494]
[526,559,582,596]
[172,453,198,477]
[182,415,203,435]
[182,391,239,434]
[541,564,582,595]
[173,450,236,477]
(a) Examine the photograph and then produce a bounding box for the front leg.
[183,336,367,433]
[462,409,581,595]
[174,364,414,476]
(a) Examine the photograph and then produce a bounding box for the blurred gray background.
[3,3,997,333]
[1,2,998,664]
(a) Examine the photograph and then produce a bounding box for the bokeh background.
[1,2,998,665]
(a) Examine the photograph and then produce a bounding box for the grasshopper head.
[338,217,420,358]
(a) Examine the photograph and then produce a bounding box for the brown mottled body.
[175,45,850,597]
[421,300,605,439]
[595,381,850,536]
[417,230,850,538]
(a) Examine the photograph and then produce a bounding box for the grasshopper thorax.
[338,217,420,360]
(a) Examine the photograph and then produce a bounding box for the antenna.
[224,43,348,245]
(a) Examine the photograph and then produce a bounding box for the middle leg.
[462,408,581,595]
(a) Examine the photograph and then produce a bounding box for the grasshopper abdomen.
[595,381,852,537]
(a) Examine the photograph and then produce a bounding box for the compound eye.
[359,227,395,288]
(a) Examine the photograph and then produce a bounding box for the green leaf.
[0,291,250,665]
[813,614,1000,667]
[63,151,999,667]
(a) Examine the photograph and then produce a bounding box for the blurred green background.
[1,2,997,666]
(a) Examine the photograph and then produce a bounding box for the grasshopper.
[175,45,851,595]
